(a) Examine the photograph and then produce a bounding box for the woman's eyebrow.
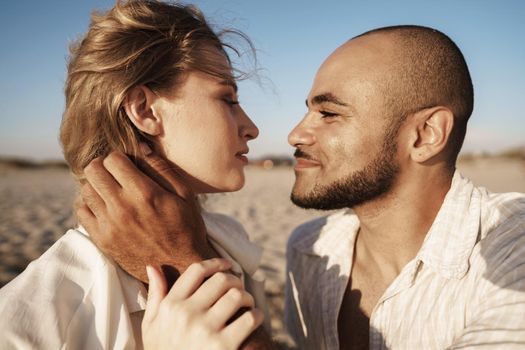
[219,79,238,93]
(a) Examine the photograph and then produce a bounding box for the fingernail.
[140,143,152,156]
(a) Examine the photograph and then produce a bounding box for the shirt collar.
[76,225,148,313]
[292,209,360,258]
[291,171,482,280]
[415,171,482,279]
[116,268,148,313]
[202,211,263,277]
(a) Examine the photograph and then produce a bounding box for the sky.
[0,0,524,161]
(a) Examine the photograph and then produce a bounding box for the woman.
[0,1,266,348]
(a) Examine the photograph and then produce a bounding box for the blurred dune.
[0,154,524,346]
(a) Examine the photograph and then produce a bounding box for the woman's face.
[153,52,259,194]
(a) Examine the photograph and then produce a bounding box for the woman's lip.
[236,154,249,164]
[294,157,321,169]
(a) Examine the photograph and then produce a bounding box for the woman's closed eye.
[223,96,240,106]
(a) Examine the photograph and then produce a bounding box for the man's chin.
[290,191,346,211]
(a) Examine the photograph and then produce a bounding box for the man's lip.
[294,157,321,169]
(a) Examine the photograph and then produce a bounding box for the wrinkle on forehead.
[310,35,398,117]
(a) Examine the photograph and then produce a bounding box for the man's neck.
[352,168,454,278]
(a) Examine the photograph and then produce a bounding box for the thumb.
[143,265,168,324]
[138,143,193,200]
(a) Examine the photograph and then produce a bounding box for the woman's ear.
[124,85,163,136]
[410,106,454,163]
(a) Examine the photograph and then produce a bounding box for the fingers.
[190,271,243,309]
[136,143,193,200]
[102,151,158,195]
[84,157,122,204]
[222,308,264,349]
[168,259,232,301]
[80,183,105,218]
[74,195,98,233]
[143,265,168,325]
[207,289,255,326]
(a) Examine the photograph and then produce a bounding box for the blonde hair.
[60,0,252,180]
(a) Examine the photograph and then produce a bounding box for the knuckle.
[80,183,93,198]
[103,150,129,171]
[213,272,229,285]
[224,273,242,288]
[244,311,258,328]
[84,157,103,177]
[137,185,155,203]
[227,288,243,303]
[103,152,118,168]
[113,206,131,223]
[187,262,205,276]
[161,299,184,316]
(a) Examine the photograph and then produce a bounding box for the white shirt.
[0,211,267,349]
[285,172,525,349]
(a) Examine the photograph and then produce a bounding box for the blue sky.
[1,0,524,160]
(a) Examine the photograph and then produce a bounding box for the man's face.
[288,34,402,210]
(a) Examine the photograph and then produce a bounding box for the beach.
[1,157,524,346]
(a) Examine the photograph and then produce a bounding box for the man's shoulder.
[480,190,525,243]
[476,191,525,279]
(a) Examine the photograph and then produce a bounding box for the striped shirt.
[285,171,525,349]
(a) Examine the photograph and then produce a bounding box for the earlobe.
[411,107,454,163]
[124,85,163,136]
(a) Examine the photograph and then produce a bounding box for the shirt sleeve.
[447,226,525,349]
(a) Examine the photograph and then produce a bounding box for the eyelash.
[223,98,240,106]
[320,111,338,118]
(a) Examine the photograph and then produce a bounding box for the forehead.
[309,34,395,111]
[177,46,237,91]
[200,45,234,75]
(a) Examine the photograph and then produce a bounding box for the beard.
[291,125,400,210]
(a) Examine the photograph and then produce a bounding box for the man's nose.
[288,118,315,147]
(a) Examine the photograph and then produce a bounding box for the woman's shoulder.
[0,228,115,347]
[2,229,109,292]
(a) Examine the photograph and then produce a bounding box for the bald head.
[354,25,474,162]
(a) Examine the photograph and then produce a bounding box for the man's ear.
[410,106,454,163]
[124,85,163,136]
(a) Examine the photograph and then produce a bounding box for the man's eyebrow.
[219,79,238,93]
[305,93,349,107]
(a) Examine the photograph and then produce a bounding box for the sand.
[1,158,524,346]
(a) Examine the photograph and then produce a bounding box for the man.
[283,26,525,349]
[79,25,525,349]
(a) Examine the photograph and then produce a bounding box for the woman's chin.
[192,174,245,194]
[215,177,245,193]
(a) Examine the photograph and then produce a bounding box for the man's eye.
[223,98,240,107]
[320,111,337,118]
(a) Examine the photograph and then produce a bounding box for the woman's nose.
[239,107,259,140]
